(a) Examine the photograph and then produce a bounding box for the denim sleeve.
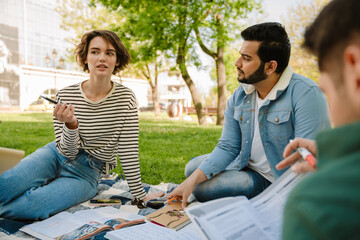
[293,86,330,139]
[199,94,242,179]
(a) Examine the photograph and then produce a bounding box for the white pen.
[289,140,317,168]
[296,147,317,168]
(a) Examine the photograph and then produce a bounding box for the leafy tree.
[106,1,180,116]
[98,0,260,125]
[131,57,169,116]
[56,0,123,70]
[97,0,209,124]
[283,0,330,82]
[193,0,259,125]
[57,0,166,115]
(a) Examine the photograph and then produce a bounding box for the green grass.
[0,112,222,185]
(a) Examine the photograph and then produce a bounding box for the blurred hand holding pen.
[166,196,181,204]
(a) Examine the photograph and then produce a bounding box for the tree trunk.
[194,25,226,125]
[143,63,160,116]
[177,47,206,125]
[152,86,160,116]
[153,61,160,116]
[216,46,226,125]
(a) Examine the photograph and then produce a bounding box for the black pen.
[40,95,58,104]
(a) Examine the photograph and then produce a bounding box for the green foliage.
[283,0,331,82]
[0,112,222,184]
[58,0,262,125]
[56,0,135,74]
[99,0,199,64]
[194,0,260,49]
[97,0,260,70]
[224,47,241,93]
[57,0,262,124]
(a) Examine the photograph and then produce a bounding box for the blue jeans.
[185,154,271,202]
[0,141,103,220]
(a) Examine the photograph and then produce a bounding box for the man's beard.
[238,61,267,84]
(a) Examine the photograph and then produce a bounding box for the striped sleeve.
[118,92,146,200]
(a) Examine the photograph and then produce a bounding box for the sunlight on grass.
[0,112,223,184]
[0,112,53,122]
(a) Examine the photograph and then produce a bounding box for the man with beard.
[168,22,330,208]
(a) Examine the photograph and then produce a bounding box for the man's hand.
[276,138,317,173]
[167,179,195,209]
[54,102,78,129]
[167,168,207,209]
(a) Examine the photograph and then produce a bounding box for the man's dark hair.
[75,30,130,74]
[241,22,291,74]
[303,0,360,72]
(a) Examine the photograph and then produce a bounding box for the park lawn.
[0,112,222,184]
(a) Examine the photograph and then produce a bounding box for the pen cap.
[305,154,317,168]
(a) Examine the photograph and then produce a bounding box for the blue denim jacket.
[199,67,330,180]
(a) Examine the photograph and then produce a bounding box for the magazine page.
[249,170,308,240]
[57,221,111,240]
[105,222,202,240]
[186,197,273,240]
[20,212,90,240]
[104,217,145,230]
[186,169,307,240]
[20,207,145,240]
[73,206,145,223]
[177,222,203,240]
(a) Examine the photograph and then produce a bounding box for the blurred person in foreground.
[168,22,330,208]
[276,0,360,239]
[0,30,163,220]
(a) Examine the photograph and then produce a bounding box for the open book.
[185,169,307,240]
[105,222,203,240]
[20,207,145,240]
[145,201,191,230]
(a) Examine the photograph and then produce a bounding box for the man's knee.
[184,161,196,177]
[184,154,210,177]
[192,170,268,202]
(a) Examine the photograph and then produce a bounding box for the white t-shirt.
[248,91,275,182]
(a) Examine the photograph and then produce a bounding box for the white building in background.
[19,65,149,110]
[156,71,192,109]
[0,0,192,111]
[0,0,151,110]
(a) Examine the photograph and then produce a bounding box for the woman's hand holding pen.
[276,138,317,173]
[53,102,78,129]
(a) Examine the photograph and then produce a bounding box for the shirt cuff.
[63,123,79,134]
[199,160,220,179]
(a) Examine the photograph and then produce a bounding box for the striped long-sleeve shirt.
[53,80,146,199]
